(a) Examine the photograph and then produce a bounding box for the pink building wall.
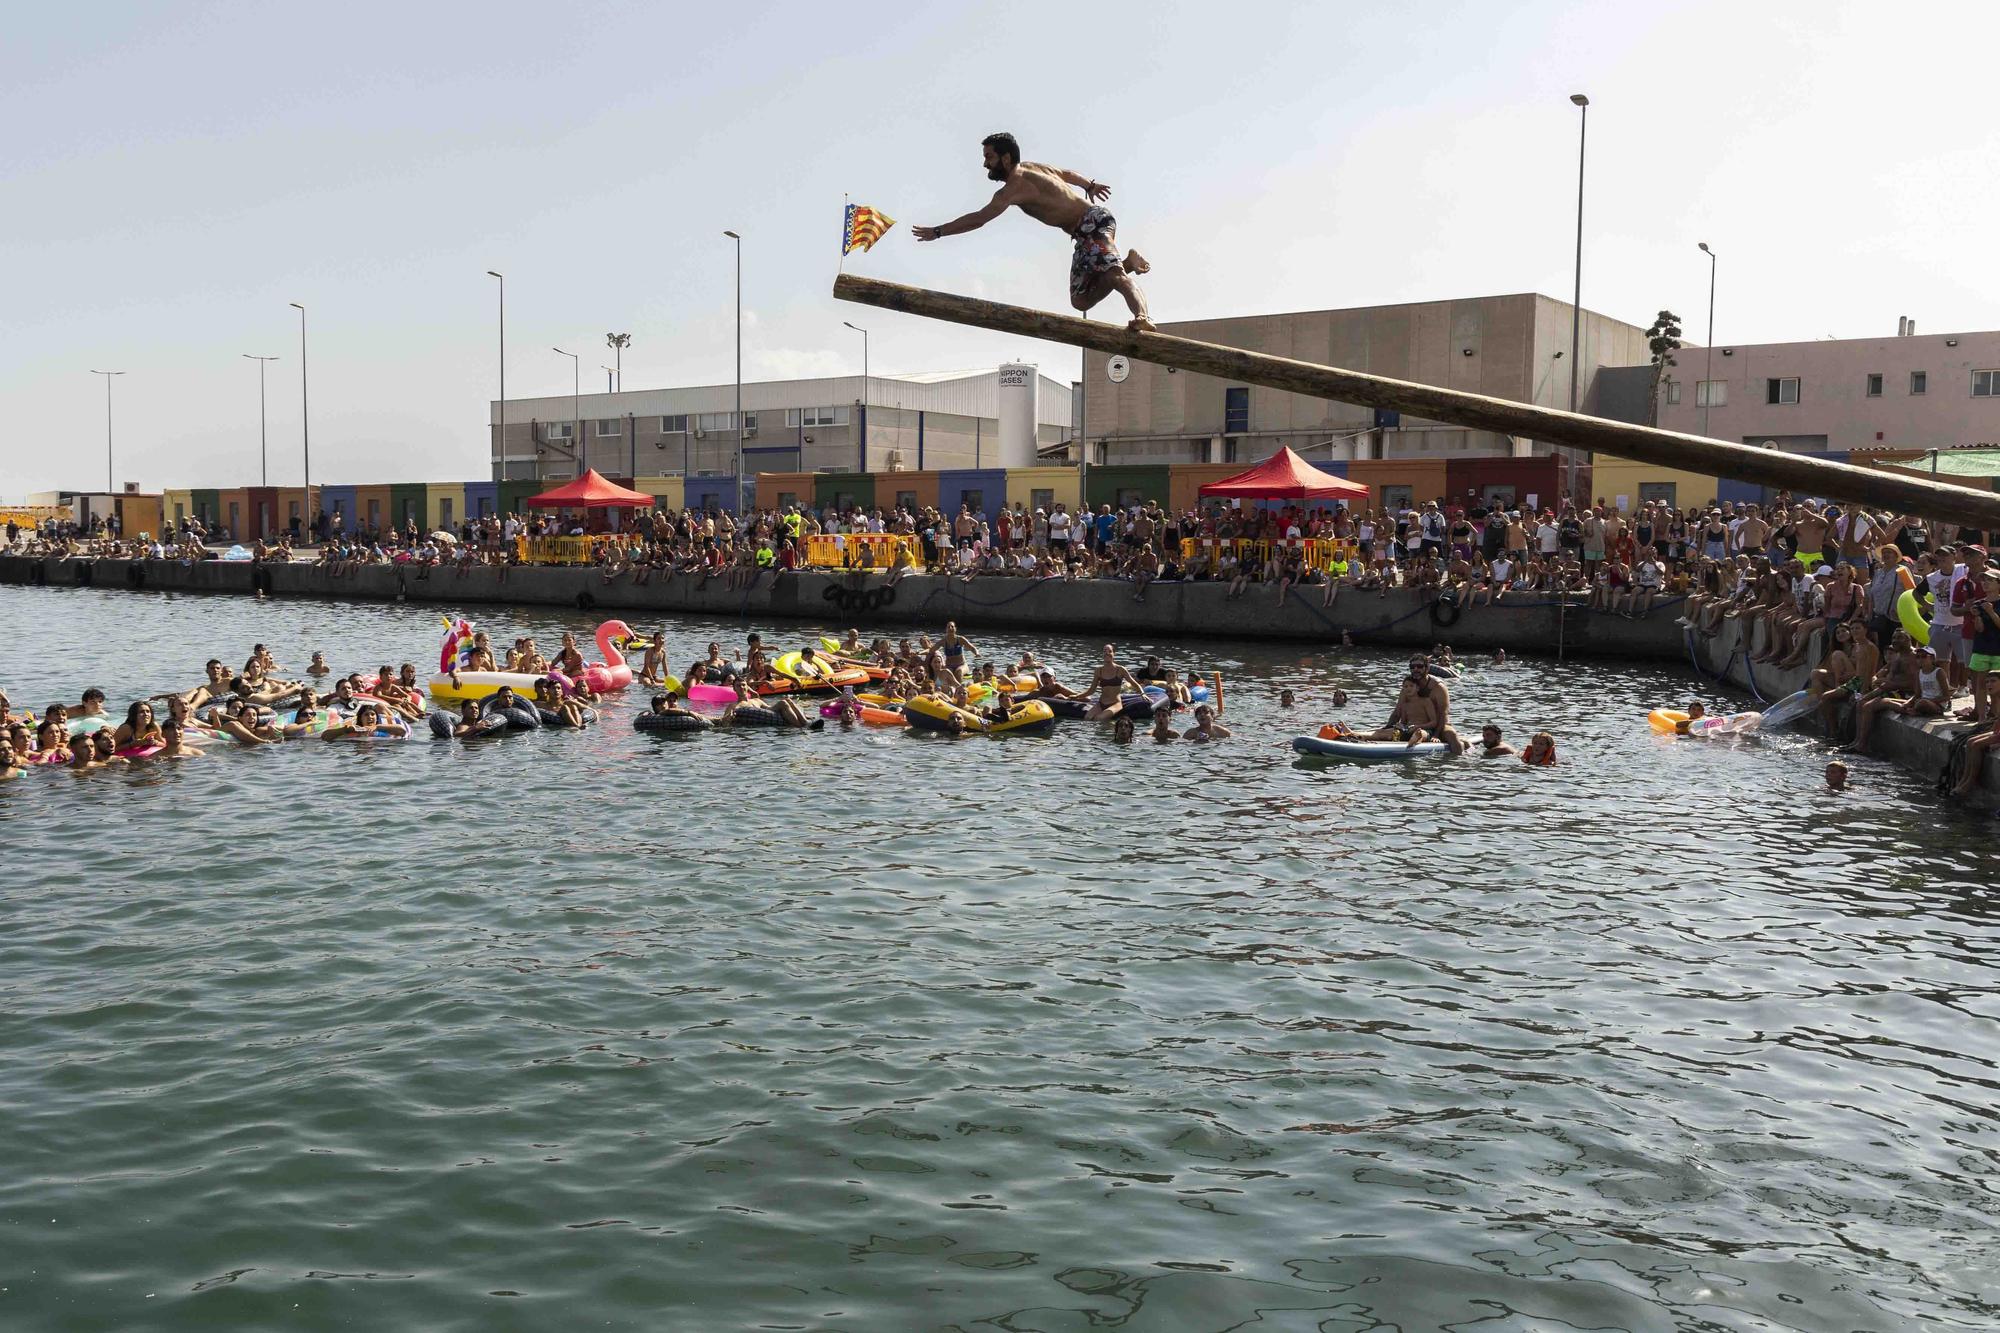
[1654,328,2000,453]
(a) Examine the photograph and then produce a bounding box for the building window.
[1639,482,1678,508]
[595,419,621,437]
[1381,485,1413,513]
[696,412,734,433]
[1865,374,1883,397]
[777,492,798,509]
[546,422,573,440]
[1974,370,2000,398]
[1665,381,1682,406]
[896,490,917,511]
[742,413,758,434]
[788,406,847,428]
[660,414,687,433]
[1224,386,1249,434]
[959,490,983,514]
[1696,380,1726,408]
[439,498,453,527]
[1031,488,1054,514]
[1766,377,1800,405]
[1910,371,1927,396]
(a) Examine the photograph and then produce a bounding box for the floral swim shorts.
[1070,206,1122,297]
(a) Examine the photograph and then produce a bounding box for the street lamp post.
[723,230,741,516]
[843,320,869,472]
[1698,242,1718,438]
[289,302,310,513]
[90,369,125,493]
[606,332,630,391]
[487,271,505,481]
[243,354,279,486]
[1567,93,1589,415]
[601,366,617,393]
[553,347,580,478]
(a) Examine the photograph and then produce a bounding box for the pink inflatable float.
[578,620,637,693]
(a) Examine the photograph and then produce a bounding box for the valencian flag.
[841,203,896,255]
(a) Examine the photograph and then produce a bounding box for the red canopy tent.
[523,469,657,509]
[1198,447,1370,503]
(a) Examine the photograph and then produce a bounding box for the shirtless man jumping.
[913,132,1154,331]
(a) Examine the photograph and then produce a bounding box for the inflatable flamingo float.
[577,620,637,693]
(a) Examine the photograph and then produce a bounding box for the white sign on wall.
[1106,355,1131,384]
[998,368,1030,387]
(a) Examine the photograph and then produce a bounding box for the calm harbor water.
[2,583,1997,1332]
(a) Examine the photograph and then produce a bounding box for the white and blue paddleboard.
[1292,734,1448,760]
[1757,689,1814,730]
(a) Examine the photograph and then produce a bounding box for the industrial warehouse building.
[490,364,1072,496]
[1070,293,1652,467]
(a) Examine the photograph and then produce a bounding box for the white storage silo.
[995,363,1038,468]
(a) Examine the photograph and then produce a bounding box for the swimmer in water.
[1672,701,1708,735]
[156,660,233,712]
[1087,644,1144,721]
[112,701,164,751]
[1182,703,1232,742]
[1280,689,1296,707]
[156,719,202,759]
[0,738,25,780]
[1476,724,1515,758]
[1150,708,1179,742]
[1111,714,1136,742]
[307,651,331,676]
[1825,759,1849,792]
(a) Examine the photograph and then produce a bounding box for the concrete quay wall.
[1,555,1682,657]
[5,554,1994,801]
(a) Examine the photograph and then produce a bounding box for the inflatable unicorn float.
[427,615,642,703]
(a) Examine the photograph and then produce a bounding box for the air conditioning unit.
[743,425,757,438]
[693,428,705,439]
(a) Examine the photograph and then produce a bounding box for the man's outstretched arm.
[1049,165,1110,203]
[913,188,1010,241]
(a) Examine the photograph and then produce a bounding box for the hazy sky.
[7,0,1996,494]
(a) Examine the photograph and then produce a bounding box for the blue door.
[1225,387,1250,435]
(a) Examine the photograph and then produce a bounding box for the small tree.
[1645,310,1683,426]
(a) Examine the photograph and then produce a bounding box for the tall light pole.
[1698,241,1717,438]
[843,320,869,471]
[243,354,279,486]
[488,271,505,481]
[553,347,579,477]
[606,332,630,391]
[289,302,310,506]
[723,230,742,515]
[90,369,124,493]
[1567,93,1589,416]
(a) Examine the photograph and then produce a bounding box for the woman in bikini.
[1086,644,1144,721]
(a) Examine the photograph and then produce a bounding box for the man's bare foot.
[1127,317,1157,333]
[1123,249,1151,275]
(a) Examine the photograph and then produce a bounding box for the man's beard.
[986,164,1007,181]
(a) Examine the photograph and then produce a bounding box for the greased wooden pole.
[834,274,2000,529]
